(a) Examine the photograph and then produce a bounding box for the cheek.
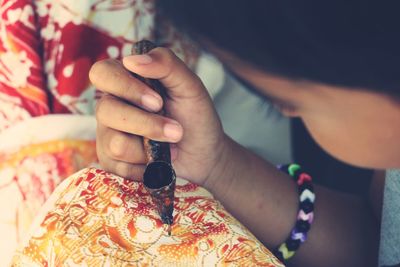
[301,116,400,169]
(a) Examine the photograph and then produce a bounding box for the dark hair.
[157,1,400,95]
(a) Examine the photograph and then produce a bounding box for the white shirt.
[379,169,400,266]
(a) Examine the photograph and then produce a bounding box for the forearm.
[205,136,379,267]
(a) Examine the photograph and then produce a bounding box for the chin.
[322,146,398,170]
[303,122,400,170]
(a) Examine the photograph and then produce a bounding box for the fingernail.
[163,121,183,141]
[141,94,162,111]
[125,54,152,65]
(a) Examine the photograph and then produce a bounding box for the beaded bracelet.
[273,164,316,263]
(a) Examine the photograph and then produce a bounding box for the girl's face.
[214,48,400,169]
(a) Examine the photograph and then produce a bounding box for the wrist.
[203,135,246,199]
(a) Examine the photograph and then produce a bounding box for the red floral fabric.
[0,0,198,132]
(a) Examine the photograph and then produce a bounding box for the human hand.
[90,47,228,186]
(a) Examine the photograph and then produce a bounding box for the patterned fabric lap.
[12,167,283,267]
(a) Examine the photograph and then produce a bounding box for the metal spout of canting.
[143,161,176,234]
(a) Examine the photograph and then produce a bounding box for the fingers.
[96,94,183,142]
[96,123,146,180]
[97,146,146,180]
[122,47,209,100]
[89,59,163,112]
[97,123,146,164]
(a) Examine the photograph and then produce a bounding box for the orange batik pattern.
[0,134,98,264]
[12,168,284,266]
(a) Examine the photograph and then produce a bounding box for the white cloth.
[212,68,292,164]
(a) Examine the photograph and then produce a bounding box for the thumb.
[122,47,208,101]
